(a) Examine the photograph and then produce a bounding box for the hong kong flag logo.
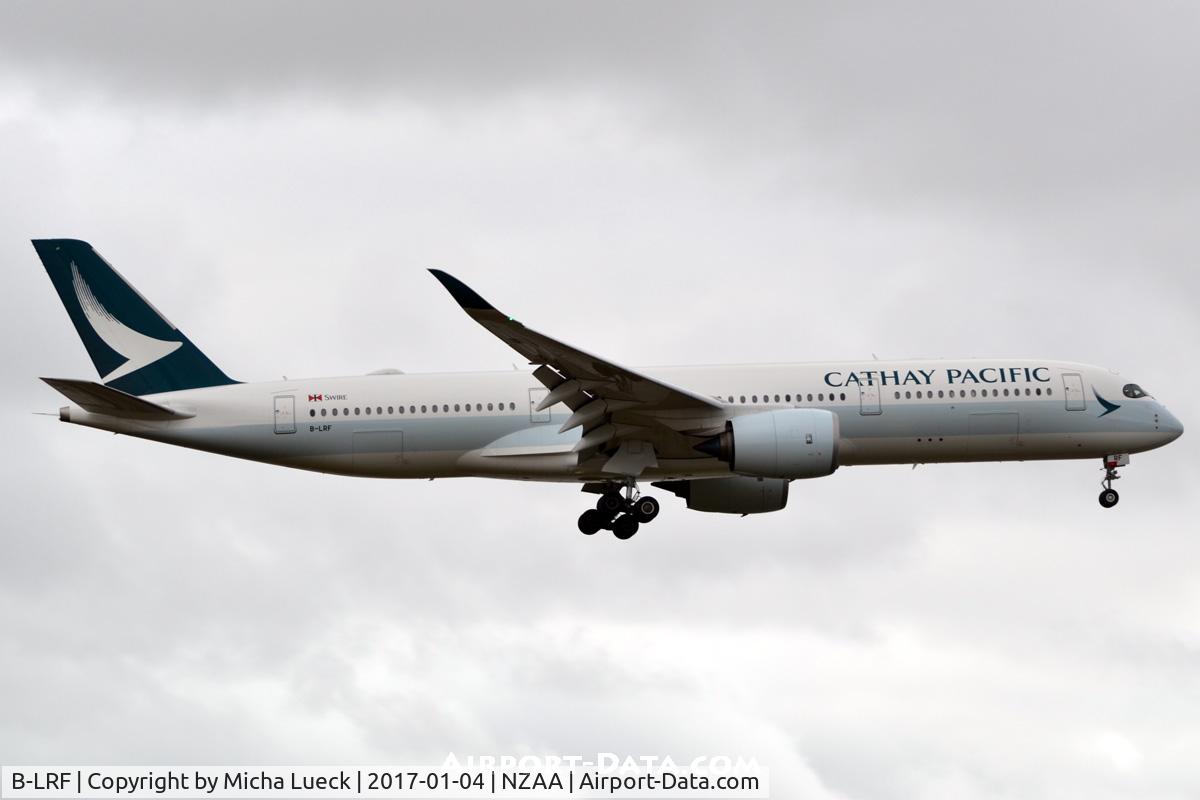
[308,394,323,402]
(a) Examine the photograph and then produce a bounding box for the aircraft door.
[528,387,551,423]
[1062,373,1086,411]
[859,383,882,415]
[274,395,296,434]
[352,430,405,474]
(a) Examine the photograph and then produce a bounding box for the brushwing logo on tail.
[71,262,182,382]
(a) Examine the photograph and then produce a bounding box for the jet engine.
[652,476,789,514]
[695,408,839,479]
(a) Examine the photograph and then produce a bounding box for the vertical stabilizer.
[32,239,237,395]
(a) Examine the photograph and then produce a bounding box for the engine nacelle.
[697,408,839,479]
[653,476,789,514]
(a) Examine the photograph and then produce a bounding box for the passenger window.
[509,402,516,410]
[487,403,494,411]
[454,404,460,412]
[320,408,327,417]
[332,408,338,416]
[774,394,780,403]
[309,409,315,417]
[938,390,944,398]
[807,393,813,402]
[476,403,482,411]
[916,391,922,399]
[1036,388,1042,396]
[1003,389,1009,397]
[894,391,900,399]
[840,393,846,401]
[785,394,791,402]
[365,407,371,415]
[1047,388,1052,396]
[399,406,405,414]
[970,390,977,398]
[355,407,361,415]
[388,406,394,414]
[377,406,382,414]
[818,393,825,402]
[752,395,758,403]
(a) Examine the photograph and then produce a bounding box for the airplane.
[33,239,1184,540]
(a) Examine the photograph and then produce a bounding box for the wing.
[429,270,725,472]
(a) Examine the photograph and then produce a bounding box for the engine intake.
[696,408,839,479]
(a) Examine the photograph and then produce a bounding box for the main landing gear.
[1098,454,1129,509]
[577,483,660,540]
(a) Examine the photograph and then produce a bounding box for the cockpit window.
[1123,383,1150,399]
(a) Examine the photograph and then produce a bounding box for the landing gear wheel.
[578,509,604,535]
[1099,489,1119,509]
[633,495,660,523]
[612,514,640,540]
[597,491,624,517]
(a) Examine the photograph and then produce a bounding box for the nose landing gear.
[576,482,661,539]
[1098,454,1128,509]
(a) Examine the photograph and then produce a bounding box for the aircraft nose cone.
[1158,406,1184,443]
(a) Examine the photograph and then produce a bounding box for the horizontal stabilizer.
[41,377,194,420]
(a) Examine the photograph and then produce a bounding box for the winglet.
[428,269,496,312]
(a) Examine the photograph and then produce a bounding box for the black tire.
[1099,489,1119,509]
[597,491,625,516]
[634,495,660,523]
[612,514,639,540]
[578,509,603,535]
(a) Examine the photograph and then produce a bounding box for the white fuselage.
[57,358,1184,483]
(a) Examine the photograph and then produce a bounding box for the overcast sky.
[1,2,1198,798]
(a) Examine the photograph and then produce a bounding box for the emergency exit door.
[274,395,296,434]
[859,383,882,415]
[1062,373,1086,411]
[528,387,551,423]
